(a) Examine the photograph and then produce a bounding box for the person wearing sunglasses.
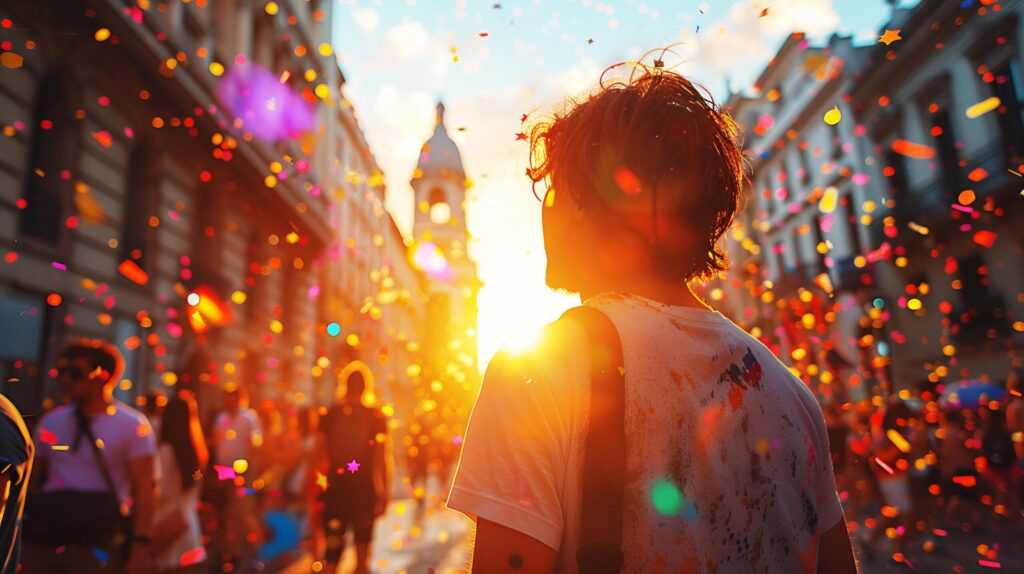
[22,339,158,574]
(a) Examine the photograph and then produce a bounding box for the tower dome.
[415,102,465,180]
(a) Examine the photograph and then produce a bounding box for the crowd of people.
[0,338,452,574]
[822,374,1024,564]
[0,335,1021,573]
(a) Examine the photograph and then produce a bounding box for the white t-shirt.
[212,409,262,467]
[448,292,843,574]
[34,401,157,504]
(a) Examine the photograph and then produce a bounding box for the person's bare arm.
[817,516,858,574]
[471,518,557,573]
[126,453,157,574]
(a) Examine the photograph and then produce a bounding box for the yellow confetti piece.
[209,61,225,77]
[886,429,911,453]
[818,186,838,213]
[965,96,1000,119]
[52,445,69,451]
[318,43,333,57]
[265,1,279,15]
[95,28,111,42]
[823,106,841,126]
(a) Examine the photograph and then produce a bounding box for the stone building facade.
[0,0,435,418]
[719,0,1024,400]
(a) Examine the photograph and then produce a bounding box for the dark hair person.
[153,393,209,572]
[447,55,857,574]
[24,339,158,573]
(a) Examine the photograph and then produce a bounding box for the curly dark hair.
[527,63,746,283]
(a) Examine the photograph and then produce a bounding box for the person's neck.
[77,393,112,417]
[579,275,710,310]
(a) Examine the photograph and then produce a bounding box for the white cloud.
[384,20,432,61]
[351,6,379,33]
[381,20,450,82]
[677,0,839,82]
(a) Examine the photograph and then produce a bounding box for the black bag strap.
[73,406,120,499]
[561,306,626,574]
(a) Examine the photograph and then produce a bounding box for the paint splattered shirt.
[448,292,843,573]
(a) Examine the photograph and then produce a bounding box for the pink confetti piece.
[951,203,973,214]
[979,560,1001,568]
[51,261,67,271]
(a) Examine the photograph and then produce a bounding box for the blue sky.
[330,0,913,369]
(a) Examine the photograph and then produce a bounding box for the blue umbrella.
[939,380,1005,409]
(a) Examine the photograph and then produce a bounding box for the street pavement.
[854,525,1024,574]
[276,500,1024,574]
[279,497,472,574]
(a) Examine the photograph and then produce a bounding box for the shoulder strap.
[74,407,119,497]
[561,306,626,574]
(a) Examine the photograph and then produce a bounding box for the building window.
[919,81,960,196]
[20,74,78,246]
[841,194,861,255]
[121,142,156,271]
[989,59,1024,161]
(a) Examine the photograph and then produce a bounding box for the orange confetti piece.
[891,139,935,159]
[952,475,977,487]
[972,230,997,248]
[878,29,902,46]
[118,259,149,285]
[92,130,113,148]
[967,167,988,182]
[0,51,23,69]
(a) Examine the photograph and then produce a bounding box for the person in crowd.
[209,384,263,569]
[320,370,391,574]
[142,389,168,435]
[446,63,857,573]
[938,410,979,529]
[979,405,1021,526]
[23,339,157,574]
[1006,370,1024,508]
[153,392,208,573]
[0,393,33,574]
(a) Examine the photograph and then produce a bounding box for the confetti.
[972,230,997,248]
[965,96,1000,118]
[967,167,988,182]
[823,106,841,126]
[0,52,23,69]
[118,259,149,285]
[891,139,935,159]
[878,29,902,45]
[886,429,911,453]
[818,186,838,213]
